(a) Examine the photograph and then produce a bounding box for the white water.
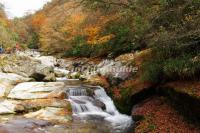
[67,86,133,133]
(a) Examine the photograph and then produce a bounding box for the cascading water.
[67,86,133,133]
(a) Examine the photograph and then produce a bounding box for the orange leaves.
[60,13,86,39]
[84,25,114,45]
[85,26,101,37]
[87,34,114,45]
[83,13,118,45]
[0,9,10,28]
[24,0,121,53]
[60,11,116,45]
[71,13,86,24]
[30,13,46,30]
[84,26,101,44]
[98,34,115,43]
[0,19,9,27]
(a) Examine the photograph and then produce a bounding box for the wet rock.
[0,73,32,97]
[85,88,95,97]
[8,82,65,100]
[93,100,106,110]
[24,107,72,123]
[0,118,50,133]
[0,100,24,114]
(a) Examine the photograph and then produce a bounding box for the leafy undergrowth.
[133,96,200,133]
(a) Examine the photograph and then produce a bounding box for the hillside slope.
[0,4,17,50]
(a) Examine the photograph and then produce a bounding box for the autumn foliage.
[23,0,134,56]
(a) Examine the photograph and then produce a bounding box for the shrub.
[102,20,135,57]
[28,32,39,49]
[142,39,200,83]
[164,57,200,80]
[142,60,164,83]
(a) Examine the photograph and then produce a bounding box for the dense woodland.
[1,0,200,83]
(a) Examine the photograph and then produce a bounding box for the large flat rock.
[0,73,32,97]
[8,82,65,100]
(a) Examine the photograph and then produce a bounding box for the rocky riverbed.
[0,50,200,133]
[0,50,135,133]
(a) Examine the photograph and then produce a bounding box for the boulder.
[0,73,32,97]
[0,100,24,114]
[24,107,72,123]
[35,56,57,67]
[1,55,54,81]
[8,82,65,100]
[30,64,54,81]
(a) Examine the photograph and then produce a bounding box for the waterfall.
[67,86,133,133]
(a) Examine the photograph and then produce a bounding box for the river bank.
[0,50,134,133]
[0,50,199,133]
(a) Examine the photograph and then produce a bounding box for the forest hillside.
[23,0,200,83]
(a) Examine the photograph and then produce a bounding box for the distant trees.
[24,0,139,56]
[0,5,17,50]
[78,0,135,10]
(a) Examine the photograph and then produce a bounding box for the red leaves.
[133,96,200,133]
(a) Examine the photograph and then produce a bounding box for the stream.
[66,85,133,133]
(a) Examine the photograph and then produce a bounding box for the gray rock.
[93,100,106,110]
[97,60,133,81]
